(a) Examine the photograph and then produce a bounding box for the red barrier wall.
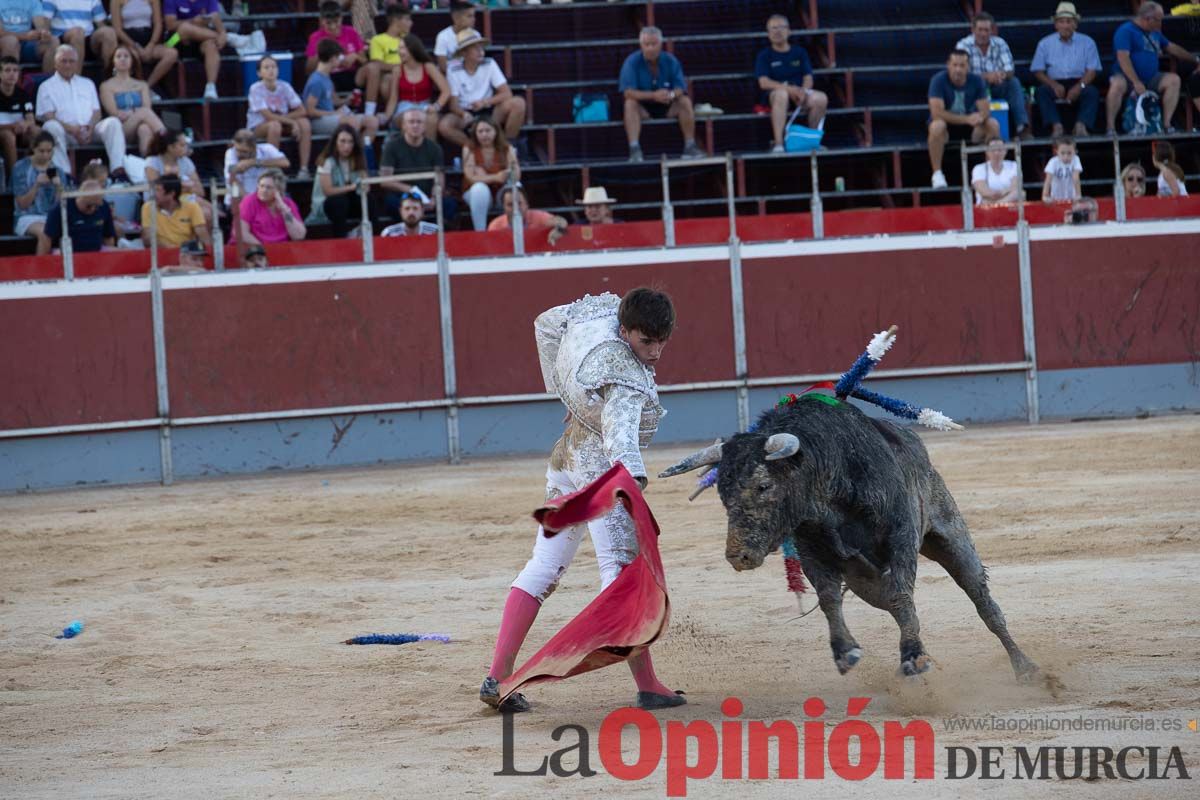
[0,294,157,428]
[1031,234,1200,370]
[164,277,444,417]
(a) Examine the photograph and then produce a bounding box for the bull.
[659,396,1038,681]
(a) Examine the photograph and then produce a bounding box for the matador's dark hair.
[619,287,675,340]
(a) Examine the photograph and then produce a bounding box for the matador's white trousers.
[511,433,640,602]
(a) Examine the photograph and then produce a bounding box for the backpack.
[572,93,610,123]
[1122,91,1164,135]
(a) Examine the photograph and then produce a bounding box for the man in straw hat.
[1031,3,1102,136]
[578,186,618,225]
[440,27,526,149]
[1105,1,1199,134]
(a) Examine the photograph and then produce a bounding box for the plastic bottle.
[165,32,181,48]
[57,620,84,639]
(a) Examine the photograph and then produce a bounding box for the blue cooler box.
[785,123,824,153]
[990,100,1010,141]
[241,52,293,94]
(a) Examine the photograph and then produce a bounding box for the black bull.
[659,398,1038,681]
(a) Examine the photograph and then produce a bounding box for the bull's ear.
[658,439,724,477]
[763,433,800,461]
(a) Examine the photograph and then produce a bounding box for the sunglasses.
[1124,175,1146,183]
[399,192,424,202]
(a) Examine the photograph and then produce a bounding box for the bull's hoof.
[835,647,863,675]
[898,654,933,677]
[1015,660,1040,683]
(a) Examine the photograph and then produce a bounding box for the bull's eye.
[757,482,771,494]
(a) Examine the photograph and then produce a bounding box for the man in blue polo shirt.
[618,25,703,162]
[1105,1,1198,134]
[754,14,827,154]
[927,49,997,189]
[37,178,115,254]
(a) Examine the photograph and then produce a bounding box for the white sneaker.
[931,170,948,189]
[203,83,218,101]
[771,143,785,154]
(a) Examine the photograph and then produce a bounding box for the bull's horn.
[764,433,800,461]
[658,440,723,478]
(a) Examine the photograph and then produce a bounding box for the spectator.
[0,0,58,72]
[163,0,225,101]
[577,186,618,225]
[1042,135,1081,202]
[145,128,210,224]
[305,1,367,95]
[45,0,117,65]
[37,44,127,180]
[364,3,410,118]
[238,168,305,245]
[1030,3,1101,137]
[955,11,1029,140]
[38,177,114,253]
[223,127,289,201]
[0,55,38,172]
[80,156,136,236]
[487,183,567,246]
[99,44,165,155]
[620,26,702,162]
[1106,2,1197,134]
[307,122,368,237]
[970,136,1020,206]
[755,14,827,154]
[242,243,267,268]
[11,131,63,245]
[1152,140,1187,197]
[381,192,438,236]
[382,34,449,140]
[109,0,179,94]
[433,0,474,74]
[248,54,312,178]
[1119,162,1147,198]
[441,28,524,149]
[927,49,997,189]
[303,38,379,146]
[461,116,517,231]
[142,174,209,249]
[382,107,454,221]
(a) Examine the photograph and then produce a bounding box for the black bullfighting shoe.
[480,676,531,713]
[636,690,688,710]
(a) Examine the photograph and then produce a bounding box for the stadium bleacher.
[3,0,1198,256]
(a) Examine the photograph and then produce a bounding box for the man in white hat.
[1031,2,1102,136]
[1106,1,1198,134]
[439,27,526,149]
[578,186,618,225]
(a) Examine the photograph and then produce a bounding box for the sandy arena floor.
[2,415,1199,799]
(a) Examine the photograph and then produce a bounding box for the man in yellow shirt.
[364,5,412,118]
[141,175,210,251]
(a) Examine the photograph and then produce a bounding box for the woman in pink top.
[239,169,306,247]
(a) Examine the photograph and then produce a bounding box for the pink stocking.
[488,587,541,680]
[628,650,673,696]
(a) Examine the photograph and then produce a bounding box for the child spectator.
[45,0,117,65]
[305,1,367,95]
[1152,141,1187,197]
[1042,136,1082,202]
[381,34,449,140]
[0,55,38,173]
[462,116,517,231]
[223,127,289,202]
[163,0,225,101]
[145,128,210,224]
[0,0,59,72]
[247,54,312,178]
[364,3,411,118]
[434,0,474,74]
[303,38,378,146]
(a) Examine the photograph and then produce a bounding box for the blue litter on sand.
[342,633,451,645]
[56,620,84,639]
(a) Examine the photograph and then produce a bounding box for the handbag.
[784,104,824,153]
[572,93,610,123]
